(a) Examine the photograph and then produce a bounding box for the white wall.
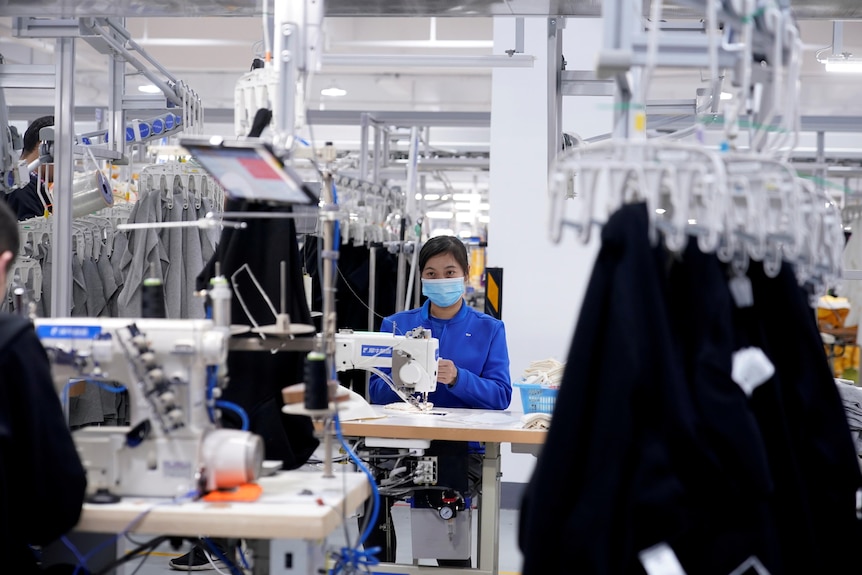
[490,17,612,484]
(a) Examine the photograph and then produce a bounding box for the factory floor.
[96,502,524,574]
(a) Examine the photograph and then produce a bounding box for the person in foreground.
[364,234,512,566]
[0,200,88,573]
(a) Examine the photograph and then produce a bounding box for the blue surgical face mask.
[422,277,465,308]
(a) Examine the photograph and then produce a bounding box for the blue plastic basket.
[514,381,559,414]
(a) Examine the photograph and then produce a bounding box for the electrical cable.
[328,414,382,575]
[61,536,88,573]
[201,537,243,575]
[71,490,199,575]
[92,535,170,575]
[129,550,153,575]
[215,400,250,431]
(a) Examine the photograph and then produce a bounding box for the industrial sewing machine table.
[71,470,370,575]
[337,405,547,575]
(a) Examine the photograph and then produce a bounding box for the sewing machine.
[35,318,263,499]
[333,327,439,407]
[328,329,477,563]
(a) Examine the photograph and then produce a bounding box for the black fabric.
[0,314,87,574]
[748,261,862,573]
[3,176,51,221]
[518,203,862,575]
[664,245,782,573]
[197,200,318,470]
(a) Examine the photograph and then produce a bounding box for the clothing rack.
[113,161,224,320]
[548,139,844,298]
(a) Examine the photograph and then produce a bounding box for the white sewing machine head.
[333,327,439,405]
[35,318,263,499]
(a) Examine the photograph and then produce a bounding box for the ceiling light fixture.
[824,56,862,73]
[720,92,733,100]
[820,22,862,74]
[320,84,347,97]
[138,84,161,94]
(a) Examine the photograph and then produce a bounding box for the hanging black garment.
[664,244,782,573]
[197,199,318,470]
[518,204,783,575]
[745,261,862,573]
[519,203,862,574]
[519,204,697,574]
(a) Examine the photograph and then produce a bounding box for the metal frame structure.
[1,16,202,316]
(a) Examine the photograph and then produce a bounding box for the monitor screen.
[181,138,318,205]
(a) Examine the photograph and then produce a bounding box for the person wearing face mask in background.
[2,115,54,221]
[363,235,512,566]
[369,235,511,409]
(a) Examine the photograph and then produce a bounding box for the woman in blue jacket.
[368,235,512,410]
[364,235,512,566]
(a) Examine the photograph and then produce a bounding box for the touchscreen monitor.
[181,137,317,205]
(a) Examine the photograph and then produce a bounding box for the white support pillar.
[50,37,75,318]
[490,17,614,486]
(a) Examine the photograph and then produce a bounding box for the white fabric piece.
[639,542,687,575]
[731,347,775,397]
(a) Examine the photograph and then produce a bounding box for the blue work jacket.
[368,299,512,410]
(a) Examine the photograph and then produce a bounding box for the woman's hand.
[437,359,459,386]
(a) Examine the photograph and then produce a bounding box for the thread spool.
[71,170,114,218]
[303,351,329,411]
[141,277,166,319]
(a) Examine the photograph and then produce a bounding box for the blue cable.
[61,536,88,573]
[329,414,381,575]
[332,180,341,249]
[215,400,250,431]
[202,537,243,575]
[206,365,218,424]
[237,544,251,570]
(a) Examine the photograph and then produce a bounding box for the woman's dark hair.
[21,115,54,156]
[418,235,468,275]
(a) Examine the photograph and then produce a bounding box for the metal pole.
[372,121,383,184]
[359,112,370,180]
[275,21,298,149]
[51,37,75,318]
[548,18,563,167]
[368,245,377,331]
[817,130,826,193]
[108,26,125,157]
[320,172,337,479]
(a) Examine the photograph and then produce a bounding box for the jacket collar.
[420,298,469,324]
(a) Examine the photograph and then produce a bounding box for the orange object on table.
[202,483,263,502]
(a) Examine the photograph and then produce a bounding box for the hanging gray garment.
[71,253,88,317]
[97,383,122,425]
[183,200,205,319]
[68,383,106,428]
[109,231,128,316]
[162,188,186,319]
[117,191,167,317]
[40,240,52,318]
[111,230,129,288]
[82,256,106,317]
[96,252,119,317]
